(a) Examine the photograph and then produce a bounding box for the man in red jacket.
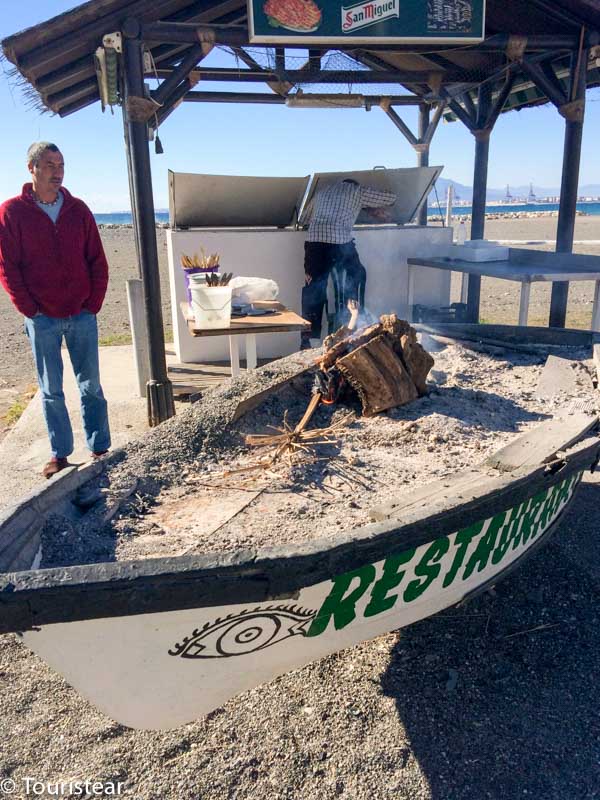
[0,142,111,478]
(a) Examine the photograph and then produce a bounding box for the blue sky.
[2,1,600,212]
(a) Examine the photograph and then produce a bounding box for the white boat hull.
[22,472,580,729]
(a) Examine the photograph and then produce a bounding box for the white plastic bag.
[229,276,279,304]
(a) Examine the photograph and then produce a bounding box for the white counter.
[167,225,453,364]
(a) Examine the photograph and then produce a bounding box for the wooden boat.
[1,325,599,730]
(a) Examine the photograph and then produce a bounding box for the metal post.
[466,83,492,322]
[445,183,454,228]
[122,112,141,275]
[122,27,175,425]
[417,104,430,226]
[549,49,588,328]
[126,278,150,397]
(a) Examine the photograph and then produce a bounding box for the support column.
[465,130,489,321]
[122,25,175,426]
[122,113,141,274]
[466,83,492,322]
[549,49,589,328]
[417,104,430,226]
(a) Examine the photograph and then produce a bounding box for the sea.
[92,202,600,226]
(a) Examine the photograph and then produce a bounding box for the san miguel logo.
[341,0,400,33]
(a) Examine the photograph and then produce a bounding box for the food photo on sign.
[263,0,323,32]
[249,0,485,42]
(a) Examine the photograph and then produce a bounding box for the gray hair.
[27,142,60,166]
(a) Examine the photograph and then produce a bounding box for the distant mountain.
[430,178,600,202]
[429,177,473,203]
[569,184,600,197]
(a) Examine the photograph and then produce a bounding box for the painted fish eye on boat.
[168,605,316,659]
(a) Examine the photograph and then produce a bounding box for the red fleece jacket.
[0,184,109,318]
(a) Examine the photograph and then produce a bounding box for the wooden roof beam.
[421,99,447,146]
[155,75,199,127]
[484,71,517,131]
[520,58,568,107]
[139,25,585,52]
[159,68,280,82]
[35,54,96,96]
[183,91,424,105]
[152,43,205,105]
[58,90,100,117]
[152,65,450,85]
[140,21,248,46]
[445,95,476,131]
[459,90,476,119]
[166,0,245,23]
[382,98,446,150]
[46,77,98,110]
[384,106,418,146]
[229,46,291,95]
[185,90,286,103]
[171,68,449,83]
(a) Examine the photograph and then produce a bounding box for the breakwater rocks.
[96,222,170,229]
[429,210,590,222]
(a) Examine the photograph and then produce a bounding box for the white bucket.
[190,284,232,329]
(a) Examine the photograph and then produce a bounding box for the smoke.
[418,331,447,355]
[353,306,378,330]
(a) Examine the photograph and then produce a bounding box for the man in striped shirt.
[301,178,396,348]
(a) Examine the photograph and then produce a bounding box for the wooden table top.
[181,301,310,337]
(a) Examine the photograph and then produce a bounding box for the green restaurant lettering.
[307,473,578,637]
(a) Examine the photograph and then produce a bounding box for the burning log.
[245,314,432,467]
[318,314,433,416]
[336,335,418,415]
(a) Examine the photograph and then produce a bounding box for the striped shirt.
[307,181,396,244]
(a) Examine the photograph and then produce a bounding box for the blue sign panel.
[248,0,486,44]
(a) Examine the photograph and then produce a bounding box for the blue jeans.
[24,311,111,459]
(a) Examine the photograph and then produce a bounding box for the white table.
[407,249,600,329]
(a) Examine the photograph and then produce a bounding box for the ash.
[41,340,597,568]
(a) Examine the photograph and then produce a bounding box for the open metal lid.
[298,166,443,227]
[169,171,311,229]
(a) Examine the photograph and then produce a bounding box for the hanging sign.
[248,0,485,44]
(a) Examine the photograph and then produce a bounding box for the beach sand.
[1,215,599,427]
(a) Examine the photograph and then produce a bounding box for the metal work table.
[181,302,310,377]
[408,249,600,328]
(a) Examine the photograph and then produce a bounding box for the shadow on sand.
[381,475,600,799]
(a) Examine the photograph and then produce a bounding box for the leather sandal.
[42,457,70,479]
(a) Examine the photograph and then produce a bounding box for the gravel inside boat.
[39,338,599,568]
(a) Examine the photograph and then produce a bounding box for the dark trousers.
[301,241,366,339]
